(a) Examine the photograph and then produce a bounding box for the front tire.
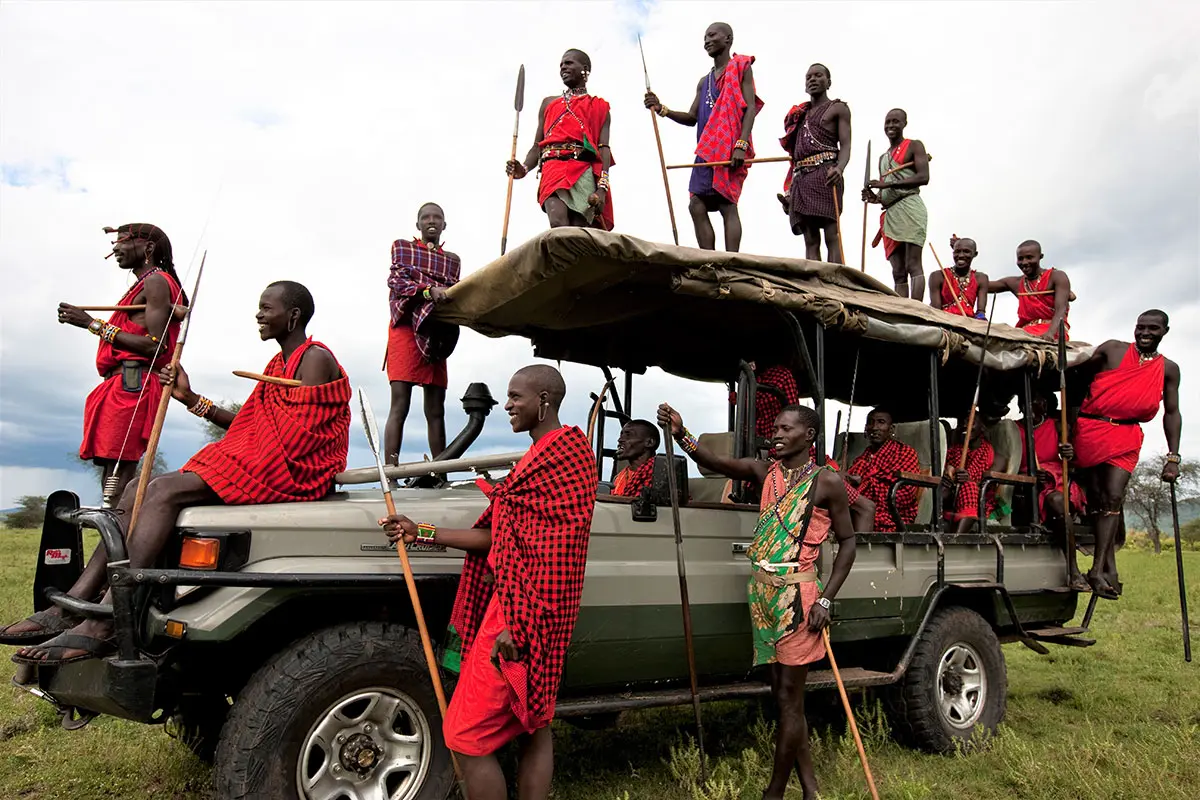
[888,606,1006,752]
[212,621,454,800]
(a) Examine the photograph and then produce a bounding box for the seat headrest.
[696,432,733,477]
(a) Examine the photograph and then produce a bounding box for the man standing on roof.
[643,22,762,252]
[863,109,930,299]
[1071,310,1181,600]
[986,240,1071,341]
[845,408,922,531]
[658,401,856,800]
[380,365,596,800]
[929,237,988,319]
[612,420,659,497]
[59,224,185,505]
[506,50,614,231]
[779,63,851,264]
[384,202,461,464]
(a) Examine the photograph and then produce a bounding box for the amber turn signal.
[180,537,220,570]
[165,620,188,639]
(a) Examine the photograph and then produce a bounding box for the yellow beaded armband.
[188,396,214,419]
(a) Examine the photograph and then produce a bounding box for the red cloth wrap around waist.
[537,95,614,231]
[80,272,184,462]
[450,425,597,728]
[1016,268,1068,340]
[1073,345,1164,472]
[1020,419,1086,513]
[182,338,351,503]
[940,269,978,317]
[695,53,763,204]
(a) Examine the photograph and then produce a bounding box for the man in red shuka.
[942,415,998,533]
[929,236,988,319]
[1071,310,1181,600]
[384,202,461,464]
[844,408,921,532]
[11,281,351,662]
[987,240,1072,342]
[643,22,762,252]
[612,419,658,497]
[506,49,614,231]
[380,364,596,800]
[58,224,186,505]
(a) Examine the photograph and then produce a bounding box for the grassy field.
[1,529,1197,799]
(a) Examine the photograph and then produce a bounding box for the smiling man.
[506,50,614,231]
[8,281,351,659]
[657,401,855,800]
[844,408,921,532]
[863,109,930,299]
[1072,310,1181,599]
[929,236,988,318]
[58,224,186,505]
[612,419,659,497]
[384,202,461,464]
[380,364,596,800]
[643,22,762,252]
[986,240,1071,341]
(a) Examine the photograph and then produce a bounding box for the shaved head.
[513,364,567,409]
[1018,239,1042,253]
[709,21,733,37]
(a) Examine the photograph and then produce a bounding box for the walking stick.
[831,185,848,265]
[823,629,881,800]
[665,155,792,170]
[661,422,708,780]
[839,349,861,466]
[500,64,525,256]
[128,252,207,532]
[859,141,871,272]
[231,370,302,388]
[1056,321,1079,581]
[638,36,680,246]
[1169,480,1192,662]
[928,244,972,318]
[359,388,467,791]
[956,294,998,474]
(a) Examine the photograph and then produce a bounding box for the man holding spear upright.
[643,22,762,252]
[506,50,614,232]
[57,224,185,505]
[863,109,930,299]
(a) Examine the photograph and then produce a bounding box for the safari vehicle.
[17,230,1096,800]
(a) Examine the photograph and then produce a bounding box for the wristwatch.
[816,597,832,610]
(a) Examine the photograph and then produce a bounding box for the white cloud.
[0,466,98,510]
[1,0,1197,491]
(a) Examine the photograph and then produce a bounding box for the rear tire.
[888,605,1006,752]
[212,621,454,800]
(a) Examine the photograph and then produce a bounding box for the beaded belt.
[1079,412,1140,426]
[540,143,587,163]
[792,151,838,173]
[1022,318,1070,329]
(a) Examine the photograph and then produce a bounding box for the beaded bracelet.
[1166,453,1182,464]
[188,396,214,419]
[415,522,437,543]
[734,139,751,152]
[422,287,433,300]
[597,172,611,191]
[657,104,670,117]
[675,426,699,455]
[88,319,104,336]
[100,323,121,343]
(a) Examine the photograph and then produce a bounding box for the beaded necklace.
[769,459,819,536]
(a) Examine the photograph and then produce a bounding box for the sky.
[1,0,1197,508]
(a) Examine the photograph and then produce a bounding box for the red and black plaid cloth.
[183,338,351,503]
[612,458,654,497]
[943,440,997,521]
[450,425,597,727]
[754,364,800,439]
[848,439,921,531]
[388,238,461,360]
[694,53,764,204]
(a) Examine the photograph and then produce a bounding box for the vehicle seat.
[985,420,1023,526]
[688,432,734,503]
[833,420,949,527]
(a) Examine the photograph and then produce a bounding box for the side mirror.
[651,453,688,507]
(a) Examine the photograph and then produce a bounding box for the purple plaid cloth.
[786,99,843,227]
[388,239,461,359]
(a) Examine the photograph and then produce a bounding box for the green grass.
[2,529,1197,799]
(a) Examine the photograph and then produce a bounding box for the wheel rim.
[297,687,432,800]
[936,641,987,730]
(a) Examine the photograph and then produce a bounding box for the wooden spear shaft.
[666,155,791,170]
[639,37,680,246]
[78,304,189,319]
[832,185,848,265]
[823,629,881,800]
[957,294,998,474]
[232,370,302,387]
[928,244,972,317]
[129,252,206,532]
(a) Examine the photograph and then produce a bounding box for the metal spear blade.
[357,387,390,490]
[637,36,652,90]
[862,141,872,189]
[176,250,207,345]
[514,64,526,113]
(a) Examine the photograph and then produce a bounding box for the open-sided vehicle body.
[20,229,1097,799]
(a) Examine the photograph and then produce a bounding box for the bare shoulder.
[975,269,989,284]
[1164,357,1181,380]
[1051,268,1071,284]
[299,345,339,383]
[908,138,927,153]
[816,467,848,503]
